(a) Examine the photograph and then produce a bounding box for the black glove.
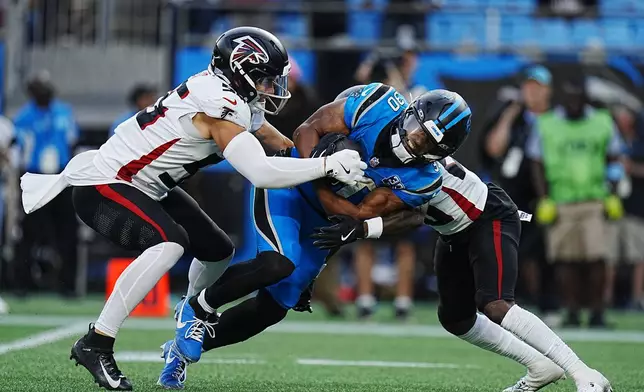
[293,280,315,313]
[311,215,365,250]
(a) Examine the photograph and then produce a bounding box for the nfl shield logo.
[369,157,380,167]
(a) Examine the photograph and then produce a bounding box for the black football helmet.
[210,26,291,115]
[391,89,472,163]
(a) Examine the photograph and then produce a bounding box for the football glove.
[311,215,365,250]
[292,280,315,313]
[535,197,557,225]
[604,194,624,221]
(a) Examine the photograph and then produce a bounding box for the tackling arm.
[193,113,364,188]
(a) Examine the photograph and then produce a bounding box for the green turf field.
[1,295,643,391]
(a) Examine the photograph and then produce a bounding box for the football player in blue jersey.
[158,85,472,389]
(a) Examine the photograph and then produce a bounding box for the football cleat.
[157,340,188,390]
[174,297,217,363]
[503,359,565,392]
[70,331,132,391]
[575,369,612,392]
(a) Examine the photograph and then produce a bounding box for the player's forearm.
[316,184,362,217]
[224,132,326,188]
[255,122,294,151]
[293,124,320,159]
[364,209,425,238]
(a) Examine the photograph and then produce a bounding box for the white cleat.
[575,369,612,392]
[503,359,566,392]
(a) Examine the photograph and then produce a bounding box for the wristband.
[365,217,384,239]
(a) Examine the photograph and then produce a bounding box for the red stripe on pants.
[492,220,503,298]
[95,184,168,241]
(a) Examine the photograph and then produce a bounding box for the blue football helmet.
[392,90,472,163]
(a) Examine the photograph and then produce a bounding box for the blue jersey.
[299,83,443,213]
[13,99,78,174]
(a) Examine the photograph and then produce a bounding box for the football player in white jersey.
[19,27,367,391]
[311,92,612,392]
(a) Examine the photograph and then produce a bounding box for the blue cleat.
[157,340,187,390]
[174,297,217,363]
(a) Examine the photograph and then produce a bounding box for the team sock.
[501,305,589,378]
[95,242,184,338]
[459,313,547,369]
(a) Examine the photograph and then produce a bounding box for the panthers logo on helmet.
[230,36,270,71]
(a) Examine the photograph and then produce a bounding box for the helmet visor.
[400,109,446,161]
[254,74,291,115]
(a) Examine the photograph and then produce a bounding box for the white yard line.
[296,358,478,369]
[2,314,644,343]
[115,351,474,369]
[0,322,87,356]
[116,351,265,365]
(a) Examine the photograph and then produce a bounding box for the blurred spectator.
[266,57,320,141]
[109,84,157,138]
[480,66,555,317]
[11,71,79,297]
[613,106,644,310]
[527,75,624,327]
[355,48,426,100]
[0,115,17,314]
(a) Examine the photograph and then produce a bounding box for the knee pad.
[257,251,295,284]
[438,304,477,336]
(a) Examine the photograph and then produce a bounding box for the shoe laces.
[172,359,187,383]
[184,317,217,342]
[96,350,123,377]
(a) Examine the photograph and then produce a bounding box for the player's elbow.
[246,173,274,189]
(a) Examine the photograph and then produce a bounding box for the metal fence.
[25,0,167,47]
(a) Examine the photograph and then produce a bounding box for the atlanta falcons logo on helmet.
[230,36,270,71]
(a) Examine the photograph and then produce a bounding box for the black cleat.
[357,305,375,320]
[70,333,132,390]
[394,306,411,321]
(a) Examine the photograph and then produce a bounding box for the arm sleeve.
[223,131,327,188]
[525,122,543,160]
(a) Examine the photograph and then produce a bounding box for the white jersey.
[94,68,265,200]
[419,157,489,235]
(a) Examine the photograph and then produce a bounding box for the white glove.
[324,150,368,186]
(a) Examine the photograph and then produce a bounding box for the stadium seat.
[347,0,389,10]
[347,11,383,43]
[601,18,634,50]
[571,19,602,48]
[535,19,572,50]
[634,20,644,48]
[499,15,536,48]
[209,17,233,37]
[439,0,484,11]
[427,13,486,49]
[599,0,644,16]
[276,13,309,41]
